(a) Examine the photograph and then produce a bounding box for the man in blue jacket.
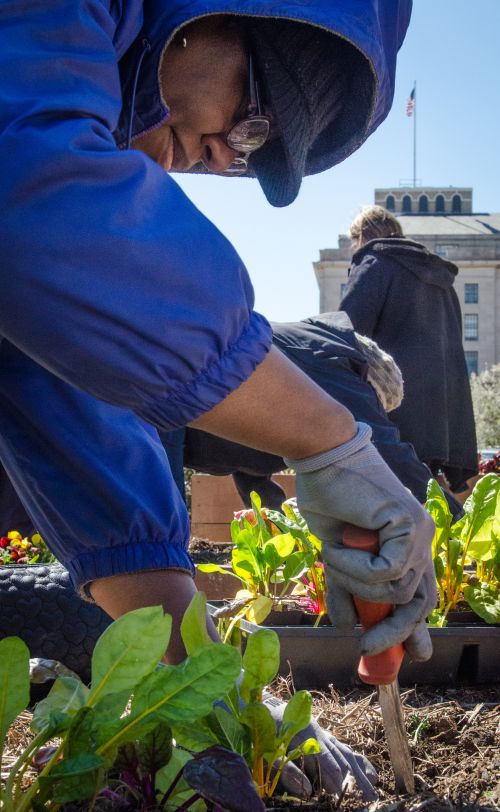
[0,2,434,797]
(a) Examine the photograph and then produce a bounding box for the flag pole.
[413,81,417,187]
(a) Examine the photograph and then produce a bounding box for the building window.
[452,194,462,214]
[435,244,449,257]
[464,351,478,376]
[418,195,429,213]
[402,195,412,213]
[435,194,445,213]
[386,195,395,211]
[464,283,478,304]
[464,314,478,341]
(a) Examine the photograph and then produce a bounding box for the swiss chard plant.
[0,601,268,812]
[425,473,500,626]
[174,593,320,801]
[198,493,324,639]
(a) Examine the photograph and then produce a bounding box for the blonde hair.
[349,205,403,248]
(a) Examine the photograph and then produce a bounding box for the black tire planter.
[0,564,112,695]
[208,603,500,690]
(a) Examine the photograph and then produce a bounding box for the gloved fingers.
[323,541,425,596]
[301,734,378,801]
[325,554,421,606]
[274,757,312,798]
[403,566,437,661]
[359,572,434,656]
[301,738,348,795]
[333,739,377,784]
[325,580,359,631]
[332,739,378,801]
[403,617,433,662]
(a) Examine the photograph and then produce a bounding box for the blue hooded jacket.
[0,0,411,431]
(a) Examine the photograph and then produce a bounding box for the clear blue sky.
[175,0,500,322]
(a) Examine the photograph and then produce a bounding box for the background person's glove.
[263,692,377,800]
[284,423,436,661]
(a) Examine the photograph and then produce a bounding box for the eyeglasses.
[222,53,271,176]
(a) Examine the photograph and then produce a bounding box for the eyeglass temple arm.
[248,53,261,116]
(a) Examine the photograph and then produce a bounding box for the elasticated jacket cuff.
[284,422,372,472]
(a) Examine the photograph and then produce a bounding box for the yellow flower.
[7,531,22,541]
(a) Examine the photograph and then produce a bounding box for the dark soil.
[189,535,234,565]
[292,681,500,812]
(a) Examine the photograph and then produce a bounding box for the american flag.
[406,87,415,117]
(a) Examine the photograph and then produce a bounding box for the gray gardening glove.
[263,693,377,800]
[284,423,436,661]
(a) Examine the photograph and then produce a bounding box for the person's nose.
[200,134,241,173]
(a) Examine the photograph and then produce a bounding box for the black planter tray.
[208,602,500,690]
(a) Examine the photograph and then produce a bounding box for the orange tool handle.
[343,524,404,685]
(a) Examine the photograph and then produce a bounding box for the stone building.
[313,187,500,374]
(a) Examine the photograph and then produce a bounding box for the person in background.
[168,312,463,519]
[0,3,430,799]
[339,205,478,494]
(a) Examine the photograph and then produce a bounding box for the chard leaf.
[183,745,265,812]
[136,723,173,775]
[245,595,273,625]
[426,479,453,558]
[232,545,260,584]
[0,637,30,748]
[263,541,281,570]
[89,606,172,704]
[267,532,296,558]
[196,562,229,574]
[156,746,205,811]
[239,703,277,761]
[250,491,272,542]
[31,675,88,734]
[280,690,312,744]
[240,629,279,702]
[38,752,105,803]
[434,555,445,582]
[287,737,321,760]
[463,583,500,623]
[460,475,500,544]
[172,716,220,751]
[213,706,248,755]
[449,538,463,572]
[110,643,241,747]
[180,592,212,655]
[468,532,494,561]
[282,552,309,581]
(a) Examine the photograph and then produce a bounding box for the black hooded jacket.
[340,237,478,491]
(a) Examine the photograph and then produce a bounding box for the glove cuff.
[284,422,372,473]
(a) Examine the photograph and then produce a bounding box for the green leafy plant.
[0,601,266,811]
[425,474,500,626]
[197,493,323,640]
[409,712,431,745]
[174,593,320,801]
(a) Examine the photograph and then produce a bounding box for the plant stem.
[3,728,49,810]
[15,738,65,812]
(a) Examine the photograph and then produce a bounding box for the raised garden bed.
[190,473,295,542]
[208,602,500,690]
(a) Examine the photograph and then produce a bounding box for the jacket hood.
[114,1,412,203]
[351,237,459,289]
